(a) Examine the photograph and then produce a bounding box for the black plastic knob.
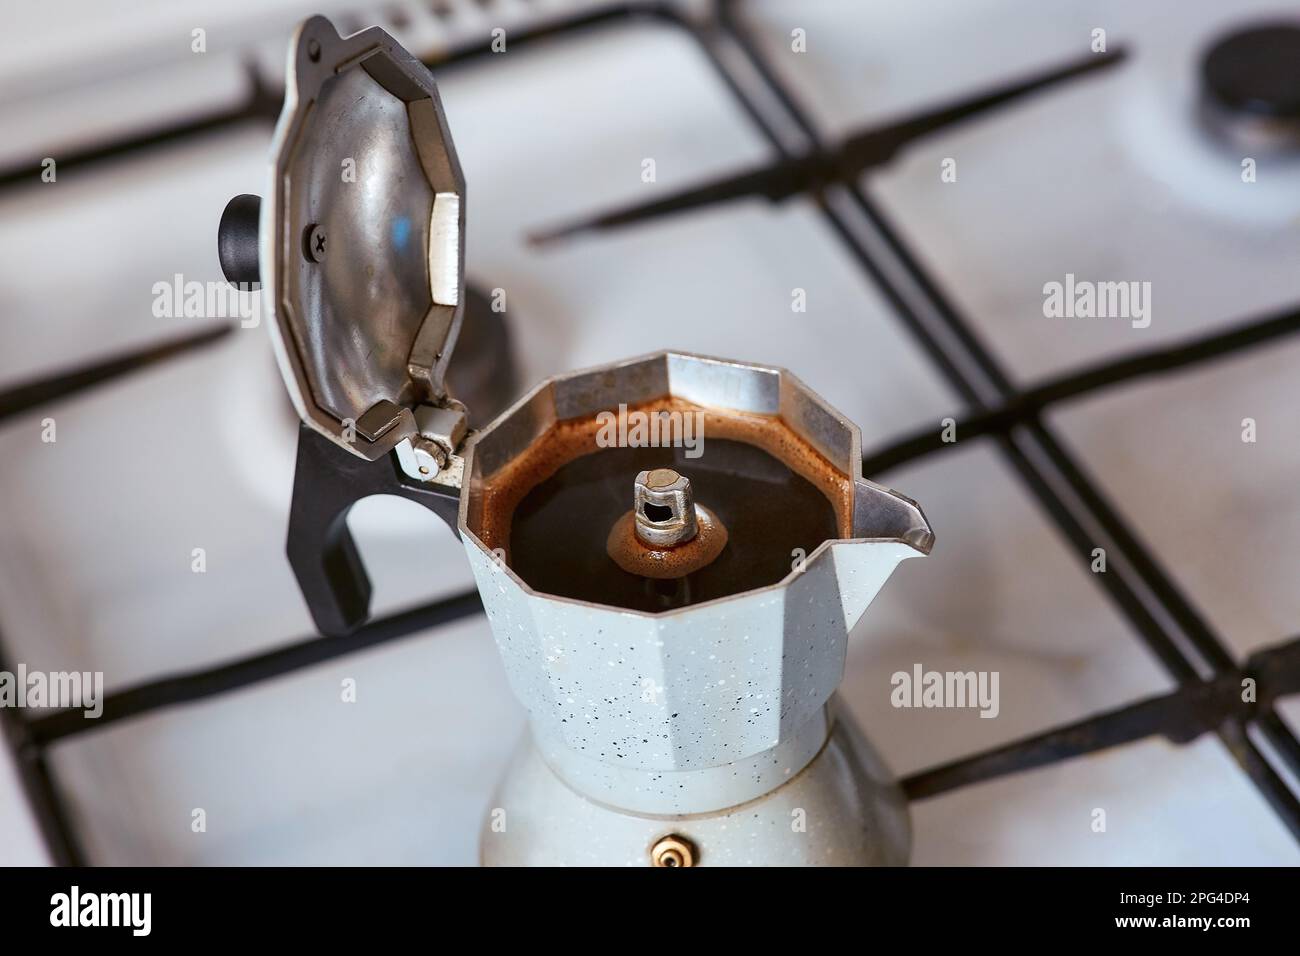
[218,194,262,286]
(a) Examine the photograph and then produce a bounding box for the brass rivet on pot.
[651,834,697,868]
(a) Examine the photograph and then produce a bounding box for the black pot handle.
[286,423,461,637]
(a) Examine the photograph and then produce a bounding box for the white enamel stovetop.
[0,0,1298,864]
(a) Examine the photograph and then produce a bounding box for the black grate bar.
[0,5,662,195]
[0,323,235,423]
[0,64,281,191]
[0,649,85,865]
[903,635,1300,802]
[1212,719,1300,839]
[697,11,1183,677]
[26,590,483,746]
[528,45,1127,243]
[862,303,1300,476]
[429,4,669,68]
[27,285,1298,751]
[708,3,1300,831]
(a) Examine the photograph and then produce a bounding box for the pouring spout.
[827,539,926,631]
[853,478,935,556]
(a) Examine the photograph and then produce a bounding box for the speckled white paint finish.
[535,705,830,814]
[460,353,929,853]
[481,702,910,867]
[464,535,920,779]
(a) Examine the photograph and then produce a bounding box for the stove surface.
[1,0,1298,865]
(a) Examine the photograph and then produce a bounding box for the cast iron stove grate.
[2,0,1298,866]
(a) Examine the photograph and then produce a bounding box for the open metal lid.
[262,16,465,460]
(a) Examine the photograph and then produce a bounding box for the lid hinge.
[394,400,469,490]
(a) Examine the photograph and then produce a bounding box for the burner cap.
[1199,23,1300,154]
[1202,24,1300,120]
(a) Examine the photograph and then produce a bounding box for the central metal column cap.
[634,468,698,547]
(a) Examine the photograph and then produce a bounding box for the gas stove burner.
[1116,15,1300,223]
[1200,22,1300,153]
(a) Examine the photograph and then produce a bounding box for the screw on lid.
[263,16,466,460]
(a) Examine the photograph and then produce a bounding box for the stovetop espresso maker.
[218,15,934,866]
